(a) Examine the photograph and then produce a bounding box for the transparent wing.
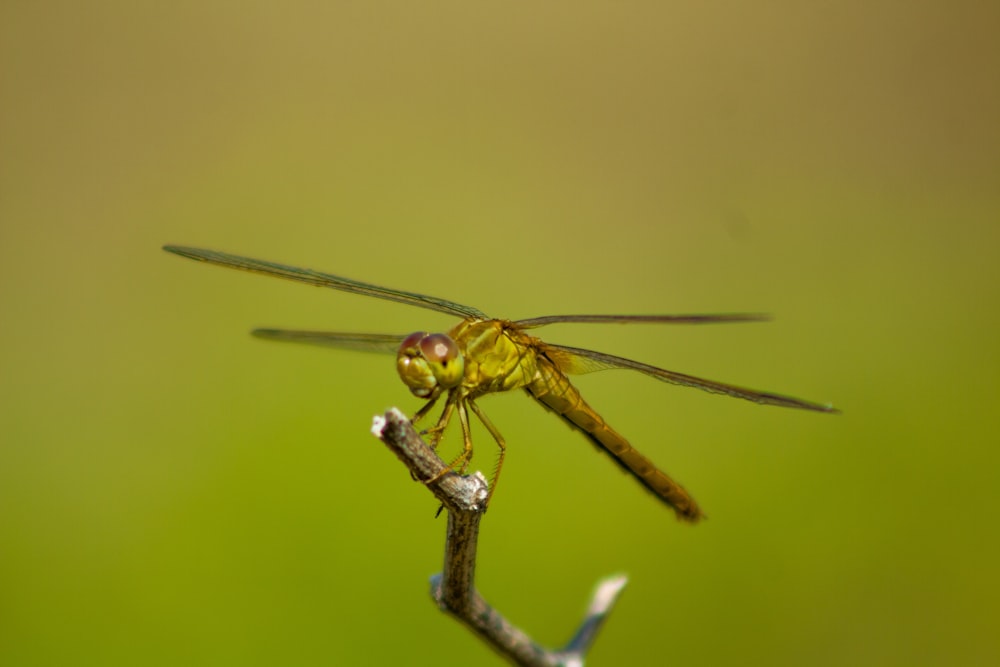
[515,313,770,328]
[163,245,487,319]
[543,343,839,413]
[252,329,406,354]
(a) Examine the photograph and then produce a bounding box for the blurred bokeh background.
[1,2,997,665]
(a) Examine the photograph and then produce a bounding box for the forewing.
[515,313,769,328]
[163,245,487,319]
[544,343,838,413]
[252,329,406,355]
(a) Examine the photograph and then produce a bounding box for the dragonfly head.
[396,332,465,399]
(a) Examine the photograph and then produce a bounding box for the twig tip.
[589,574,629,615]
[370,415,387,437]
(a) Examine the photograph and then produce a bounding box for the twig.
[372,407,628,666]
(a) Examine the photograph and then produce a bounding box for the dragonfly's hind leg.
[469,400,505,503]
[447,399,475,475]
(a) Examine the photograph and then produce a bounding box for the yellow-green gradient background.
[2,3,997,666]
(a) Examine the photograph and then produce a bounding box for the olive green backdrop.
[1,3,997,666]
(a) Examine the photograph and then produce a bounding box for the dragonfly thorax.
[448,319,540,396]
[396,331,465,398]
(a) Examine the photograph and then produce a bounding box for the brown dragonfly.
[164,245,837,521]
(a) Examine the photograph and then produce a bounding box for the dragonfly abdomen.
[526,359,704,522]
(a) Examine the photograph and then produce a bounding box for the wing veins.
[163,245,486,319]
[545,343,838,413]
[252,329,405,354]
[515,313,770,328]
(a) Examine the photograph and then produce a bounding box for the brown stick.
[373,408,628,667]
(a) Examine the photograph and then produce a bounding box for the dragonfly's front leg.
[411,392,441,427]
[417,392,456,449]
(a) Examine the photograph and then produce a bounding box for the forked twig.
[372,407,628,667]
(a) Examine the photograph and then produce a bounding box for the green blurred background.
[1,2,997,665]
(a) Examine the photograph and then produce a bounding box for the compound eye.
[400,331,427,355]
[419,333,464,388]
[397,332,435,397]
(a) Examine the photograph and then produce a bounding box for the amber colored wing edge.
[543,342,839,413]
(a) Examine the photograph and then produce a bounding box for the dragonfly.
[164,245,838,522]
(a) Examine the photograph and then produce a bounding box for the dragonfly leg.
[421,392,466,484]
[443,399,474,476]
[469,400,505,502]
[411,393,442,427]
[427,399,475,483]
[414,394,452,448]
